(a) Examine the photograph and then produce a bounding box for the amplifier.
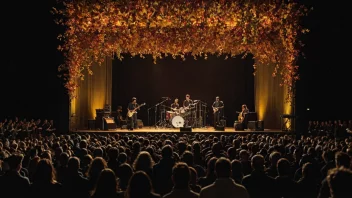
[257,120,264,131]
[247,121,257,131]
[103,117,117,130]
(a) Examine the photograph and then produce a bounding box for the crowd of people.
[0,117,55,139]
[307,120,352,137]
[0,124,352,198]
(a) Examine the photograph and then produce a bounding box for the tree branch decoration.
[53,0,310,102]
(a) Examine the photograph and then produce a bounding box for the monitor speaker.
[180,127,192,132]
[103,117,117,130]
[247,121,257,131]
[257,120,264,131]
[215,125,225,131]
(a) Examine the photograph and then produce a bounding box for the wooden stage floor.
[75,127,286,134]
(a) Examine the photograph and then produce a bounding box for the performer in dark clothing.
[183,94,194,127]
[212,96,224,127]
[127,97,138,130]
[238,104,249,123]
[171,98,180,111]
[183,94,193,109]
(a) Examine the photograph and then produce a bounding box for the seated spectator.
[242,155,276,198]
[231,159,243,184]
[63,157,90,198]
[275,158,297,198]
[87,157,108,192]
[163,162,199,198]
[29,159,63,198]
[91,168,120,198]
[0,154,30,198]
[327,167,352,198]
[200,157,249,198]
[297,163,320,198]
[318,152,350,198]
[198,157,217,188]
[189,166,201,193]
[125,171,160,198]
[266,151,281,178]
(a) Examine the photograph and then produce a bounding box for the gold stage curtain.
[70,57,112,130]
[255,62,292,129]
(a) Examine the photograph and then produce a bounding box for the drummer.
[171,98,180,113]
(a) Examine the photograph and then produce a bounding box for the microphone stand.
[200,101,207,128]
[153,98,169,128]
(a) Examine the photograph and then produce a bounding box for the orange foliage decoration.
[53,0,310,102]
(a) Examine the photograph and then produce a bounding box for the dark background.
[112,54,254,126]
[1,1,351,132]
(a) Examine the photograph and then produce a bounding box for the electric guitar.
[213,106,223,113]
[127,103,146,117]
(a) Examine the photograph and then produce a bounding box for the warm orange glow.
[70,59,112,129]
[255,63,289,129]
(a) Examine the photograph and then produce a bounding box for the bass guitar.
[127,103,146,118]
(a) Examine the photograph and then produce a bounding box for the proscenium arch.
[54,0,309,129]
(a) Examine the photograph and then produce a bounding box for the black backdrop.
[112,54,255,127]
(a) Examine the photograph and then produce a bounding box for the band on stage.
[116,95,249,130]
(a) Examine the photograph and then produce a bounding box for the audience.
[0,118,351,198]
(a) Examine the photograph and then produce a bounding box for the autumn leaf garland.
[54,0,310,101]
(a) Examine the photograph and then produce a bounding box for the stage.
[75,127,288,134]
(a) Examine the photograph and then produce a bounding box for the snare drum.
[166,111,175,120]
[172,116,185,128]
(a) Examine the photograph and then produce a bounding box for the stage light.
[307,108,310,111]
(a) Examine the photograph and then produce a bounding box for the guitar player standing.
[212,96,224,127]
[127,97,139,130]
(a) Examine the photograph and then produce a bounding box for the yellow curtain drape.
[255,63,292,129]
[70,57,112,130]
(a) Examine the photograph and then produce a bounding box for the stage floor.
[75,127,286,134]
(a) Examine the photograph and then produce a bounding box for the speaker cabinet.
[180,127,192,132]
[247,121,257,131]
[103,117,117,130]
[215,125,225,131]
[257,120,264,131]
[88,119,95,129]
[234,121,243,131]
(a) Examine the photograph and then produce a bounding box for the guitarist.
[127,97,139,130]
[212,96,224,127]
[183,94,193,127]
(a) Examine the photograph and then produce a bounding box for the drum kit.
[154,100,207,128]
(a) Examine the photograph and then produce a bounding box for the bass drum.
[171,116,185,128]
